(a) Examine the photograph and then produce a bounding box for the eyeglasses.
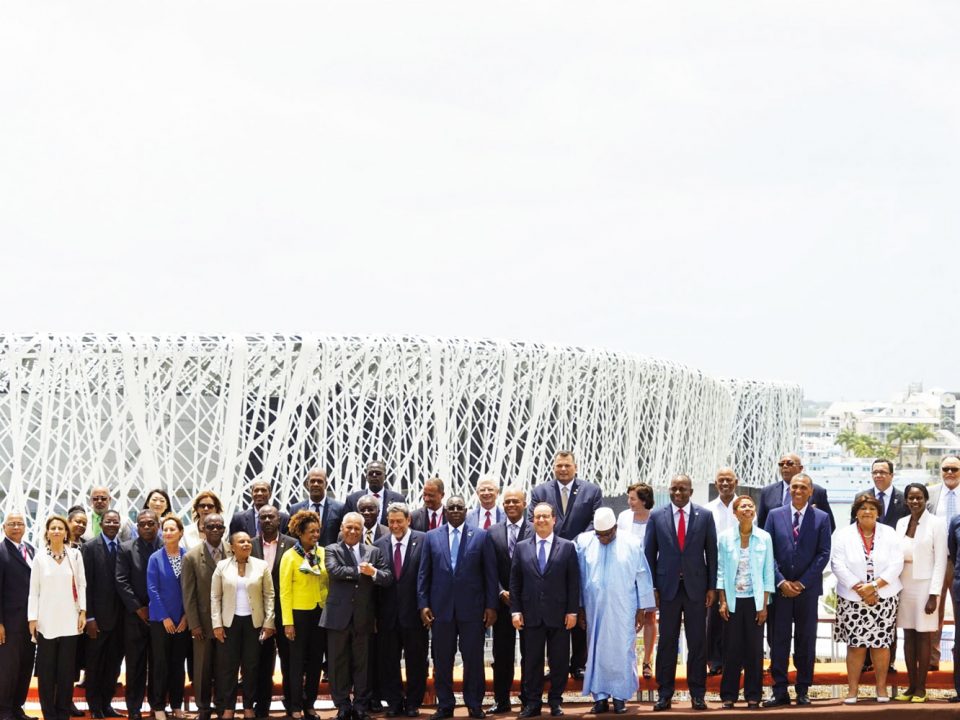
[196,503,216,510]
[446,504,466,511]
[777,461,798,468]
[205,524,225,531]
[90,496,110,502]
[943,467,960,473]
[871,470,891,476]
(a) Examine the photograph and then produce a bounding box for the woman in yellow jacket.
[279,510,328,720]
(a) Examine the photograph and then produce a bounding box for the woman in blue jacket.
[147,515,190,720]
[716,495,774,710]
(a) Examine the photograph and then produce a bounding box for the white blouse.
[27,547,87,639]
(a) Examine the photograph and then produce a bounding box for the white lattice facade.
[0,335,801,528]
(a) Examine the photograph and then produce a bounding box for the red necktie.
[483,510,491,529]
[677,508,686,551]
[394,542,403,578]
[429,511,437,530]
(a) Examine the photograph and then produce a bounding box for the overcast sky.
[2,2,957,401]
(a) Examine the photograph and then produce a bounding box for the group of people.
[3,452,960,720]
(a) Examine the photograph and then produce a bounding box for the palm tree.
[886,423,913,465]
[836,427,859,453]
[851,436,879,458]
[911,424,938,467]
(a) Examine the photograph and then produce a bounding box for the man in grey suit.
[321,513,393,720]
[181,514,228,720]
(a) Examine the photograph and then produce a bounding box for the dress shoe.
[690,697,707,711]
[929,662,940,671]
[385,710,402,718]
[71,706,85,718]
[405,709,420,717]
[762,696,790,708]
[467,708,486,720]
[92,713,106,719]
[485,704,511,716]
[428,711,453,720]
[549,707,563,717]
[795,695,811,707]
[948,696,960,703]
[652,699,671,712]
[591,700,609,714]
[707,665,723,676]
[570,668,584,682]
[517,709,541,719]
[611,699,627,714]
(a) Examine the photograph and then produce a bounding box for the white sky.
[2,2,958,400]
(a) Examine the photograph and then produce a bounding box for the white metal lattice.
[0,334,801,529]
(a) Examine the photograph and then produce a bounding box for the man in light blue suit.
[417,496,498,720]
[762,473,831,708]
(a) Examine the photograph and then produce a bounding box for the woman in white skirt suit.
[894,482,948,703]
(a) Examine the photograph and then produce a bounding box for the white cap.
[593,507,616,532]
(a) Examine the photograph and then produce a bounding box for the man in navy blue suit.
[528,451,602,679]
[762,473,831,708]
[288,468,346,547]
[230,480,289,537]
[345,461,406,526]
[510,503,579,718]
[0,511,35,720]
[417,495,498,720]
[757,453,835,532]
[644,474,718,712]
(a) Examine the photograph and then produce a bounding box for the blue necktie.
[538,539,547,573]
[450,528,460,571]
[877,491,885,517]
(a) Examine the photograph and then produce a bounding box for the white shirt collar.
[673,502,691,515]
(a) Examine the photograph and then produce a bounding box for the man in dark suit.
[510,502,579,718]
[865,458,909,528]
[358,496,390,546]
[410,478,446,532]
[115,510,162,720]
[644,474,718,712]
[0,511,35,720]
[230,480,289,538]
[527,451,602,680]
[181,514,228,720]
[321,512,393,720]
[82,510,126,719]
[288,468,346,547]
[466,477,506,530]
[757,453,835,531]
[418,495,498,720]
[484,487,529,715]
[763,473,831,708]
[374,503,428,718]
[251,505,297,719]
[344,461,406,525]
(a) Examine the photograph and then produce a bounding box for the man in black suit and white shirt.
[345,461,406,526]
[0,511,35,720]
[82,510,126,719]
[410,478,446,533]
[321,513,393,720]
[288,468,345,548]
[375,503,429,718]
[230,480,289,538]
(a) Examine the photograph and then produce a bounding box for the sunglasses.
[943,467,960,473]
[777,461,798,468]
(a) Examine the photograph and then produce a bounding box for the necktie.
[430,511,438,530]
[313,502,322,515]
[365,529,373,545]
[782,483,789,505]
[948,491,957,520]
[108,540,116,556]
[508,524,518,558]
[677,508,686,551]
[450,528,461,571]
[792,511,800,544]
[538,539,547,573]
[561,486,569,514]
[877,491,885,516]
[394,542,403,578]
[20,543,29,562]
[483,510,492,529]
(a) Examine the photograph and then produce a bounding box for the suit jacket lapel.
[402,537,417,574]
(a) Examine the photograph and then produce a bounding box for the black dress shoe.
[691,697,708,711]
[570,668,584,682]
[652,699,671,712]
[92,713,106,719]
[949,696,960,703]
[707,665,723,676]
[485,704,511,716]
[762,696,790,708]
[611,699,627,714]
[795,695,812,706]
[591,700,609,714]
[71,704,85,717]
[428,711,453,720]
[517,709,541,719]
[405,709,420,717]
[549,707,563,717]
[467,708,486,720]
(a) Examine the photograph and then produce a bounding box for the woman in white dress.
[894,482,947,703]
[616,482,656,679]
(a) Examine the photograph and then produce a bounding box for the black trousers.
[215,616,261,711]
[569,624,587,671]
[492,610,525,706]
[149,623,190,711]
[655,581,707,700]
[36,633,78,720]
[366,634,381,707]
[191,635,217,712]
[326,623,371,712]
[286,607,323,713]
[123,613,151,715]
[719,597,764,703]
[0,628,35,718]
[85,623,124,715]
[254,628,284,716]
[377,623,428,712]
[522,624,568,708]
[705,600,723,670]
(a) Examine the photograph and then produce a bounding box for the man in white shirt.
[705,468,739,676]
[928,455,960,669]
[411,478,447,532]
[467,477,506,530]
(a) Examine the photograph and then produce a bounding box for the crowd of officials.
[4,452,960,720]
